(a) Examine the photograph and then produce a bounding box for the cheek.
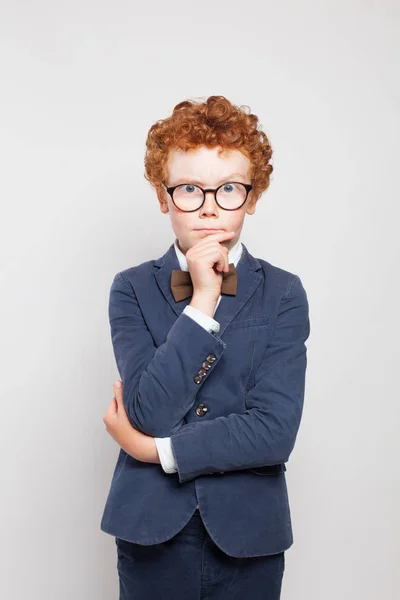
[170,212,193,235]
[225,212,245,232]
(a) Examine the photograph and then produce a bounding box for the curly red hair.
[144,95,273,204]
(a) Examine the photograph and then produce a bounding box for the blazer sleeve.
[169,274,310,483]
[108,272,226,437]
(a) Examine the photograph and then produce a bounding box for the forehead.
[166,146,251,183]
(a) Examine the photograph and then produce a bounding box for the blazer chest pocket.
[248,463,287,476]
[221,317,271,393]
[226,316,270,330]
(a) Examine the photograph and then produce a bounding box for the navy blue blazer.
[100,241,310,557]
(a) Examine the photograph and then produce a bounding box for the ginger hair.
[144,95,273,204]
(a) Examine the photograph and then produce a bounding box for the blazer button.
[202,361,211,370]
[195,404,208,417]
[198,367,207,377]
[194,375,203,384]
[206,353,216,362]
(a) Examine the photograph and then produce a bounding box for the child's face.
[158,146,257,254]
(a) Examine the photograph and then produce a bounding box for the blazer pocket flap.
[227,317,270,330]
[248,463,287,475]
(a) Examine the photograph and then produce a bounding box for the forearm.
[136,436,161,465]
[110,272,226,437]
[124,314,225,436]
[169,410,293,484]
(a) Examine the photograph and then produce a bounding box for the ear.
[156,187,169,214]
[246,194,259,215]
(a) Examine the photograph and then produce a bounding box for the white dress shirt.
[154,236,243,478]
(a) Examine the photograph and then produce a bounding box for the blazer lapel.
[153,242,263,337]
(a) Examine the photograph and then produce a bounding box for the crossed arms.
[109,271,310,483]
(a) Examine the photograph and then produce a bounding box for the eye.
[184,184,197,193]
[223,183,234,192]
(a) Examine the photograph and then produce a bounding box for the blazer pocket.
[248,463,287,476]
[227,317,270,330]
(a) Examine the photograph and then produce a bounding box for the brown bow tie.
[171,264,238,302]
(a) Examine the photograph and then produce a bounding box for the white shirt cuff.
[154,437,178,474]
[183,305,220,333]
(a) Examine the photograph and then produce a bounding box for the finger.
[198,230,236,242]
[218,246,229,273]
[198,244,228,272]
[195,233,235,254]
[103,397,117,423]
[113,380,123,402]
[222,246,229,272]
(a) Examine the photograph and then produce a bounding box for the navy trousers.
[115,510,285,599]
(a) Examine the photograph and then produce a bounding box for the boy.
[101,95,310,599]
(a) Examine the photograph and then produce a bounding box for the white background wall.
[1,1,398,598]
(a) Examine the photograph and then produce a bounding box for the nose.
[199,190,219,216]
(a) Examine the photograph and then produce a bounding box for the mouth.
[195,228,225,232]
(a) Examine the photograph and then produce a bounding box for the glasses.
[161,181,253,212]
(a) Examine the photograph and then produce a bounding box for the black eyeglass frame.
[161,181,253,212]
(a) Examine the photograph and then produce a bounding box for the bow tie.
[170,264,238,302]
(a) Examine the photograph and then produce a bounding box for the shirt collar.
[173,236,243,271]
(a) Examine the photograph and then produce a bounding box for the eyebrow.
[170,173,247,186]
